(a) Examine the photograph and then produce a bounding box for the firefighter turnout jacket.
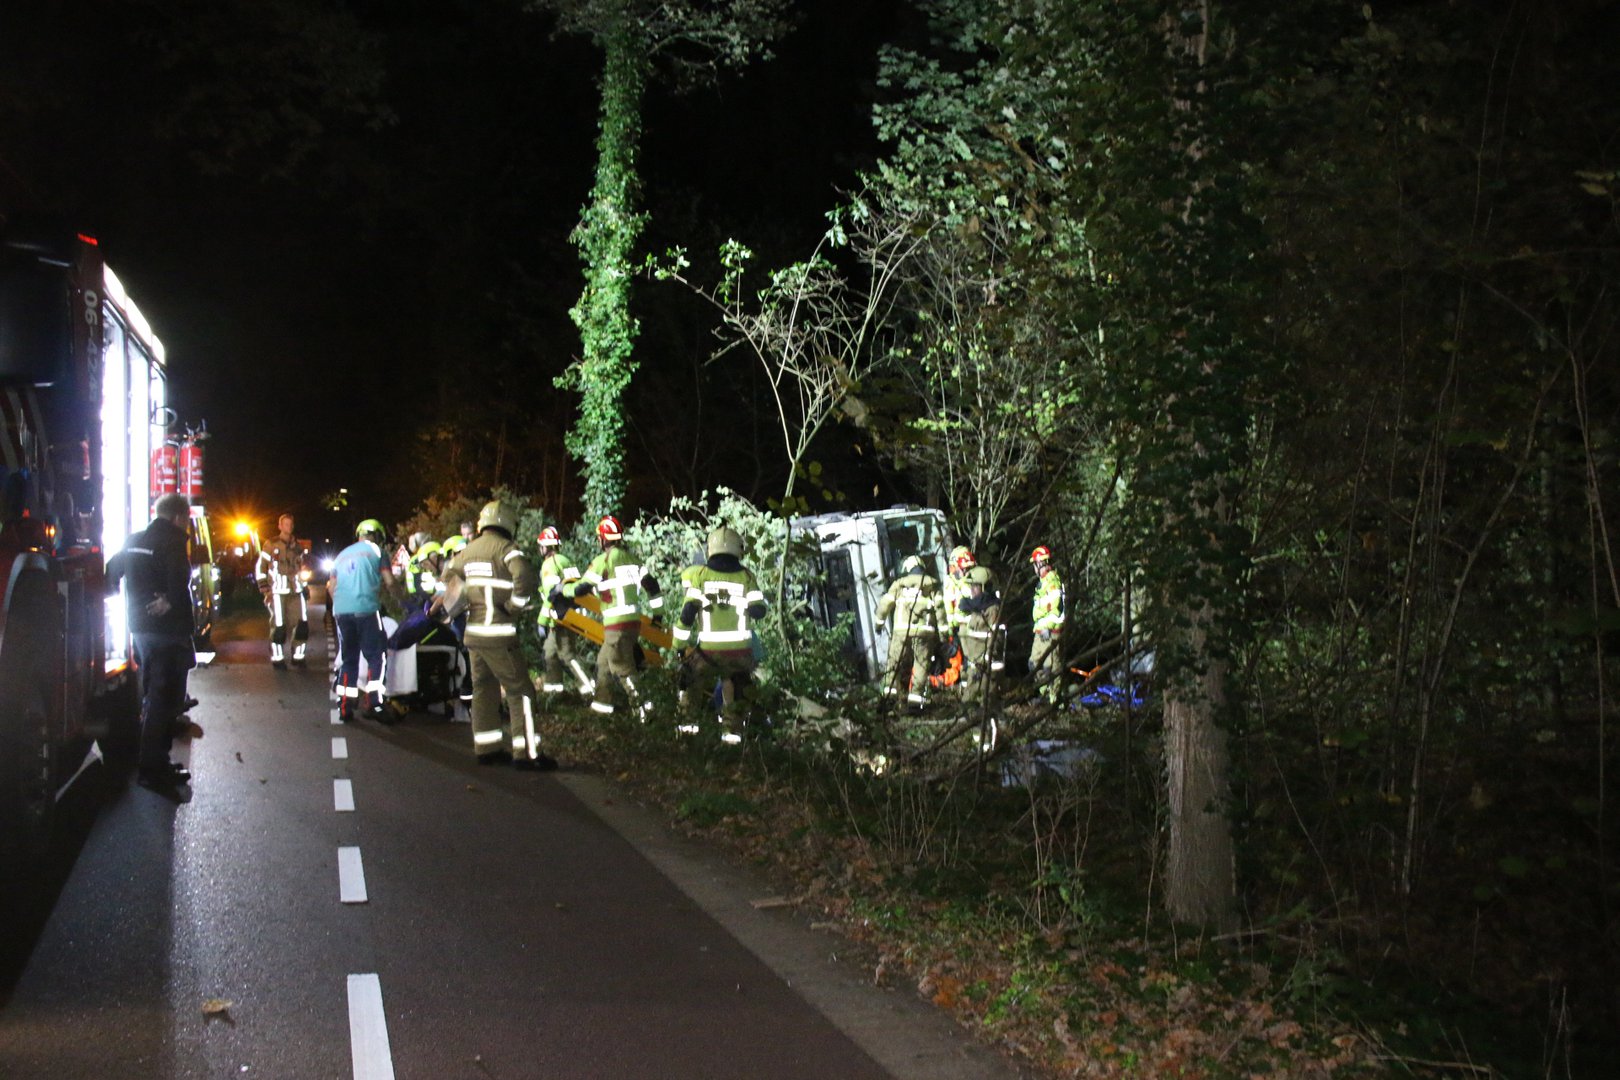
[578,544,662,630]
[875,568,946,639]
[1032,567,1066,636]
[537,550,582,629]
[674,557,765,660]
[443,531,537,642]
[256,533,303,598]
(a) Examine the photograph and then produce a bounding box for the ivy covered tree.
[525,0,792,518]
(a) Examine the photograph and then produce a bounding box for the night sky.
[0,0,911,537]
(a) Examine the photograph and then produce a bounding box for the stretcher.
[557,594,674,666]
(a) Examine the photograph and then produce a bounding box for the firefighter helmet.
[596,515,623,542]
[356,518,385,542]
[441,535,467,557]
[706,525,744,559]
[406,530,429,553]
[1030,545,1052,565]
[417,539,442,560]
[477,499,517,537]
[966,565,993,587]
[900,554,925,576]
[537,525,562,547]
[953,548,977,573]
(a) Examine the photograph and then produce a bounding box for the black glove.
[680,599,701,627]
[745,602,767,621]
[549,587,574,614]
[571,581,594,599]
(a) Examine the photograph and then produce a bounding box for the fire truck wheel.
[0,571,63,866]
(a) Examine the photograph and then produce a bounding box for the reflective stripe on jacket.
[537,551,582,627]
[1032,569,1065,634]
[673,565,764,649]
[875,572,944,637]
[582,545,659,630]
[445,531,537,640]
[256,535,303,595]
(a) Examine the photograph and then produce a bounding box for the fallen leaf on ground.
[234,752,243,762]
[202,999,233,1017]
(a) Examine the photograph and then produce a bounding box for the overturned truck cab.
[791,506,952,682]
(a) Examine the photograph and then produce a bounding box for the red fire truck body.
[0,226,188,861]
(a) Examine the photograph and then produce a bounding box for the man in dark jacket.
[118,492,198,795]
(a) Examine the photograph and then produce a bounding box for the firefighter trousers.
[590,626,640,716]
[266,590,309,661]
[884,628,936,705]
[468,639,542,760]
[540,625,590,693]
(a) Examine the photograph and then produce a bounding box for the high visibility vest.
[537,551,582,627]
[944,571,971,631]
[674,564,764,651]
[581,544,661,631]
[1032,569,1065,634]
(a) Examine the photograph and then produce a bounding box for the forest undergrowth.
[533,688,1609,1080]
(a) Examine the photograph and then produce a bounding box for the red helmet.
[596,515,623,542]
[537,525,561,547]
[954,551,977,573]
[1030,545,1052,565]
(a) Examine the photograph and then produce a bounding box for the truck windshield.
[879,512,943,578]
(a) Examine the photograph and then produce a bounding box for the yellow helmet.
[477,499,517,537]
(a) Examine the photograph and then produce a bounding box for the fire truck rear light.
[77,233,99,246]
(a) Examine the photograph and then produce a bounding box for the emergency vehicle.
[0,223,209,865]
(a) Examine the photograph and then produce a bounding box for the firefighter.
[118,492,199,794]
[674,525,767,744]
[572,514,662,718]
[255,512,309,668]
[439,532,472,714]
[438,500,554,769]
[399,531,433,599]
[535,525,593,697]
[1029,545,1066,702]
[874,554,945,708]
[953,551,1003,704]
[328,519,396,721]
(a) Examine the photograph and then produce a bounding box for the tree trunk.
[565,28,648,518]
[1162,599,1239,930]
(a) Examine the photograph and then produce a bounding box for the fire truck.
[0,223,207,865]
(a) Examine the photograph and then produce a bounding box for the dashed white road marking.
[346,973,396,1080]
[331,708,343,725]
[334,778,355,812]
[338,846,368,903]
[332,737,349,759]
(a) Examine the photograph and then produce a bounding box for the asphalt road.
[0,605,1025,1080]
